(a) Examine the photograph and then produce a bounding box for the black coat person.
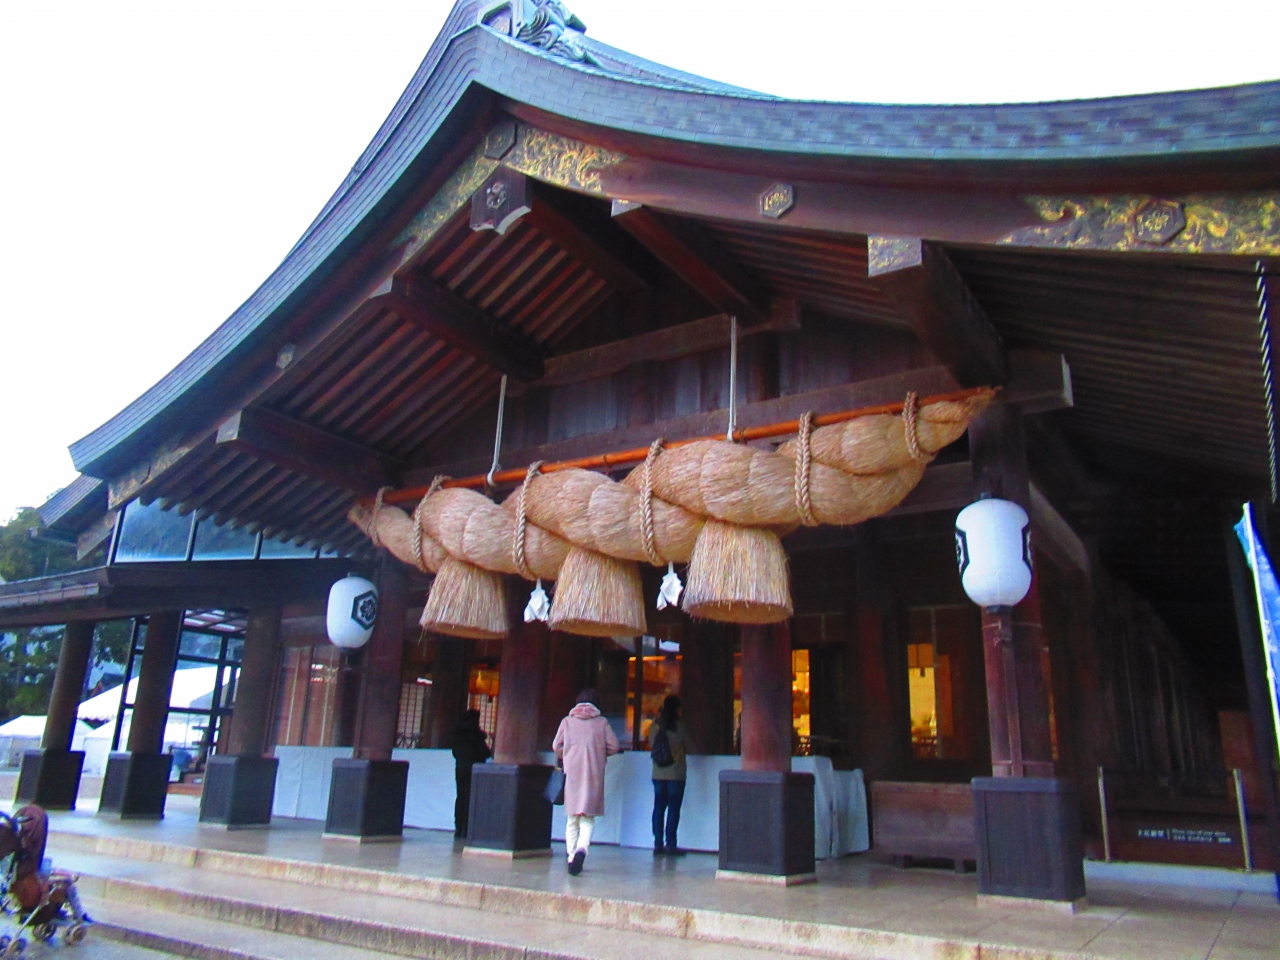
[450,710,491,838]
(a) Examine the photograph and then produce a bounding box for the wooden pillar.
[969,403,1084,902]
[426,636,473,749]
[200,605,283,827]
[325,560,410,840]
[493,615,551,764]
[681,621,733,754]
[353,560,409,762]
[539,632,592,750]
[225,605,283,757]
[99,609,183,819]
[43,621,96,752]
[465,585,555,856]
[16,620,96,809]
[127,610,183,753]
[719,621,814,881]
[970,404,1055,778]
[739,623,793,771]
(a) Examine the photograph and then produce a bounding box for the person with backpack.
[553,689,620,876]
[650,695,694,855]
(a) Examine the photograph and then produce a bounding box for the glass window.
[906,606,979,761]
[191,518,257,560]
[632,635,680,748]
[114,500,192,563]
[179,631,223,660]
[260,535,316,559]
[792,649,811,754]
[397,680,430,748]
[467,665,499,747]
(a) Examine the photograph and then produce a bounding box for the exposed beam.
[536,306,800,388]
[523,180,656,291]
[868,237,1006,387]
[1029,481,1092,579]
[76,510,118,561]
[216,407,403,496]
[368,274,545,381]
[412,350,1071,484]
[610,201,770,326]
[108,432,214,511]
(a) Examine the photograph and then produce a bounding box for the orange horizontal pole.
[373,385,994,506]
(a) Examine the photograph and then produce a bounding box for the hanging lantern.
[955,498,1032,609]
[327,575,378,649]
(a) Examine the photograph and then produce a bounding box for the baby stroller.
[0,806,89,955]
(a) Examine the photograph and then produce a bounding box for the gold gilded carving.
[501,125,625,195]
[759,183,794,219]
[867,235,924,276]
[1001,193,1280,255]
[392,144,500,264]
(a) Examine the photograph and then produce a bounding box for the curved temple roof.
[67,0,1280,482]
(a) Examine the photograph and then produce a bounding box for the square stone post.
[718,621,815,884]
[324,561,410,841]
[200,605,283,828]
[969,403,1085,904]
[99,610,183,819]
[17,620,96,809]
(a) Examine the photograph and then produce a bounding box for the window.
[191,518,257,560]
[906,605,979,761]
[397,680,430,748]
[792,649,811,754]
[274,645,354,747]
[467,665,499,748]
[630,635,681,748]
[113,500,192,562]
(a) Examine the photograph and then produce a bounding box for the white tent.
[0,716,91,769]
[77,666,226,721]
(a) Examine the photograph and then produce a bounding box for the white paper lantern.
[955,498,1032,609]
[327,575,379,649]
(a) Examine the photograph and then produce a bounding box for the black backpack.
[651,725,674,767]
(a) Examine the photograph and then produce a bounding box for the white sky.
[1,1,1277,523]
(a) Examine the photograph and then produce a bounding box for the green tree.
[0,504,120,722]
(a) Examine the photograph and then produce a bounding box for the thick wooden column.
[128,610,183,753]
[681,621,733,754]
[326,560,410,840]
[539,631,592,751]
[201,605,283,827]
[99,609,183,819]
[493,615,551,764]
[43,621,96,752]
[969,403,1084,903]
[969,404,1055,778]
[719,621,815,881]
[353,561,409,762]
[16,620,96,809]
[465,586,555,856]
[225,606,283,757]
[426,636,473,749]
[739,624,793,771]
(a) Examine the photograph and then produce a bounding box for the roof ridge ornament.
[483,0,601,67]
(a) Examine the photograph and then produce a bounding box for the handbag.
[544,765,565,805]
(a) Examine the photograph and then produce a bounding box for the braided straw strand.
[639,438,666,565]
[411,476,447,572]
[794,412,819,526]
[369,486,390,549]
[512,461,544,580]
[902,392,934,464]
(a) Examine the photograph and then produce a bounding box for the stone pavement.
[25,796,1280,960]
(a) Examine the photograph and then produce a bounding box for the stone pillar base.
[199,755,279,828]
[323,758,408,840]
[16,749,85,810]
[98,752,171,819]
[463,763,553,856]
[972,777,1086,903]
[718,769,815,881]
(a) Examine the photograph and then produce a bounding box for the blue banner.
[1234,505,1280,756]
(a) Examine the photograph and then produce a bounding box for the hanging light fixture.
[327,574,379,649]
[955,497,1032,609]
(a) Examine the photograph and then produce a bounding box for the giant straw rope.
[349,390,993,638]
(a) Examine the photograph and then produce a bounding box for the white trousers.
[565,813,595,859]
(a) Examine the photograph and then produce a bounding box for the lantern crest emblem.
[351,590,378,630]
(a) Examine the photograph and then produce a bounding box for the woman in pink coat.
[552,689,620,875]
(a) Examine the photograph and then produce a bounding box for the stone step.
[53,830,960,960]
[68,851,810,960]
